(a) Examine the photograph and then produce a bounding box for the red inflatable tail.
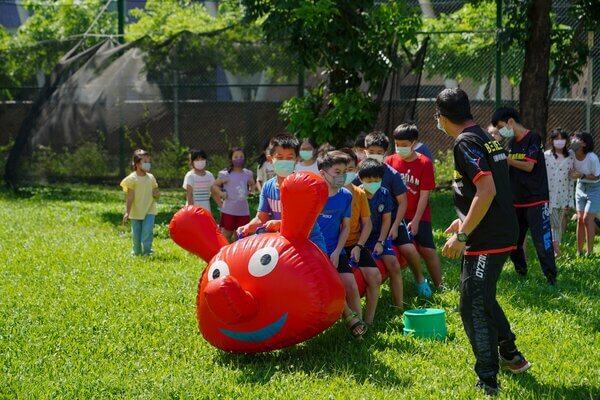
[169,205,228,262]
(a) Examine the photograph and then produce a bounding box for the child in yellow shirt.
[120,149,160,256]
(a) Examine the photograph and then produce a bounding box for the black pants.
[460,252,517,381]
[509,203,557,282]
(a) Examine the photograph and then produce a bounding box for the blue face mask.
[498,126,514,138]
[299,150,314,161]
[344,172,357,185]
[141,162,151,172]
[272,159,296,177]
[362,181,382,194]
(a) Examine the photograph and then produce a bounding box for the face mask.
[232,158,245,167]
[299,150,314,161]
[362,181,382,194]
[325,172,346,190]
[437,119,447,134]
[272,159,296,177]
[570,141,582,151]
[141,162,151,172]
[356,151,366,161]
[344,172,357,185]
[366,153,385,163]
[553,139,566,150]
[499,126,514,138]
[395,146,412,158]
[193,160,206,170]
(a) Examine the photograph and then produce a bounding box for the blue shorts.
[576,181,600,214]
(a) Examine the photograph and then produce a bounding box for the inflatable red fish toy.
[170,172,345,353]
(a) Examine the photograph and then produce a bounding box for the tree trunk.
[519,0,552,142]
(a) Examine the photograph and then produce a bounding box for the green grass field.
[0,185,598,399]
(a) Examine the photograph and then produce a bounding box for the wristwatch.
[457,232,469,242]
[378,240,386,247]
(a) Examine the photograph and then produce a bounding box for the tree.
[501,0,600,139]
[0,0,115,100]
[241,0,422,146]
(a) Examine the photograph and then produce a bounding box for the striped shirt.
[183,170,215,212]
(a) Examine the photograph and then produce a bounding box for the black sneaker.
[476,379,500,396]
[499,351,531,374]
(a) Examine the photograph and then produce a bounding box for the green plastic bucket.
[403,308,447,341]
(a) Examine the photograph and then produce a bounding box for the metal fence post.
[495,0,502,108]
[173,70,180,141]
[118,0,126,176]
[586,31,594,132]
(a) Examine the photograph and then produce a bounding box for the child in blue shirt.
[317,150,366,338]
[355,131,432,298]
[358,158,405,310]
[237,134,327,253]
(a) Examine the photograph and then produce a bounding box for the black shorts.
[336,252,354,274]
[392,220,412,246]
[405,219,436,249]
[344,245,378,268]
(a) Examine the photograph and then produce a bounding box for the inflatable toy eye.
[208,261,230,281]
[248,247,279,277]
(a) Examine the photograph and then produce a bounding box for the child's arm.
[212,179,227,200]
[350,216,372,262]
[375,212,392,255]
[185,185,194,205]
[238,212,269,236]
[390,193,408,239]
[123,189,135,225]
[330,217,351,268]
[408,190,430,236]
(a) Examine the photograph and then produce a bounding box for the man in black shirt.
[491,107,557,285]
[437,89,531,396]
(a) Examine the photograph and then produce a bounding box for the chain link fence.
[1,0,598,185]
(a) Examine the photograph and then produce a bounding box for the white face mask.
[366,153,385,163]
[553,139,566,150]
[395,146,412,158]
[193,160,206,170]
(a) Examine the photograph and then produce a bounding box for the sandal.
[344,313,367,338]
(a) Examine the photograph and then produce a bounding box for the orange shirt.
[345,184,371,246]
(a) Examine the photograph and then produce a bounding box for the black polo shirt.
[507,130,550,207]
[452,125,518,255]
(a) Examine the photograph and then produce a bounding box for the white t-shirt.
[257,161,276,183]
[295,161,320,174]
[573,152,600,183]
[183,170,215,211]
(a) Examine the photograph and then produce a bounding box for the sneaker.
[415,279,432,298]
[476,379,500,396]
[499,352,531,374]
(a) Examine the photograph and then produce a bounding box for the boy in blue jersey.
[354,131,432,298]
[236,134,327,253]
[358,158,405,309]
[317,150,367,337]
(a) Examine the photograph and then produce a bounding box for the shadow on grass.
[508,370,599,398]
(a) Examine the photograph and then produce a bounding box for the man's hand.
[444,218,462,235]
[122,213,129,225]
[442,234,466,259]
[152,188,160,199]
